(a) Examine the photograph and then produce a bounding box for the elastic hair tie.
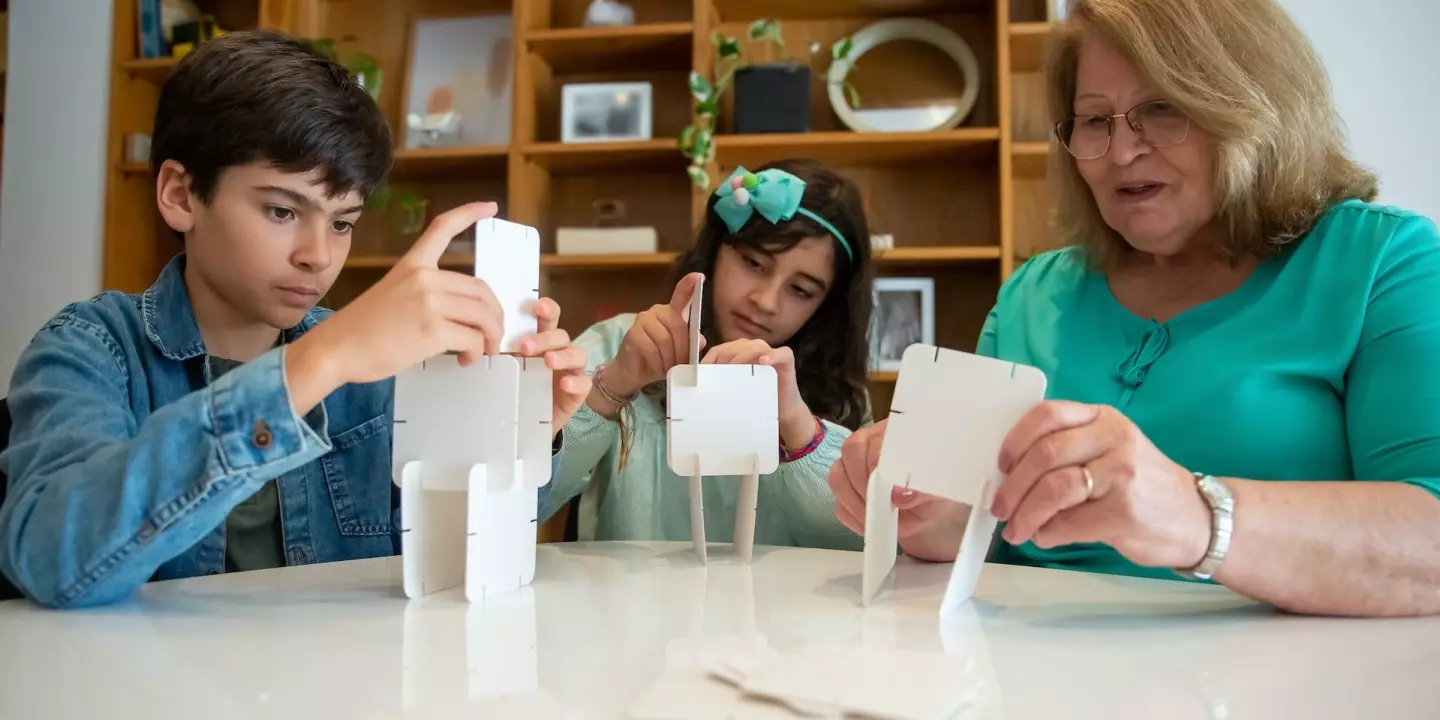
[712,166,854,264]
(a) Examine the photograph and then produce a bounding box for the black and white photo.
[561,82,653,143]
[870,278,935,371]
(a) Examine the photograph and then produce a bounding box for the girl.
[543,158,874,550]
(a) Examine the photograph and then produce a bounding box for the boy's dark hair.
[151,29,392,203]
[673,158,875,430]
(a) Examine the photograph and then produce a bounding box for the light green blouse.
[541,314,865,551]
[981,199,1440,580]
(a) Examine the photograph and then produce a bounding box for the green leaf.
[711,30,725,46]
[688,72,713,103]
[748,18,777,42]
[718,36,742,60]
[693,129,715,164]
[833,36,854,61]
[845,82,861,110]
[696,99,718,118]
[678,126,697,153]
[365,183,391,210]
[687,165,711,191]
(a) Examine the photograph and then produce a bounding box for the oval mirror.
[828,19,981,133]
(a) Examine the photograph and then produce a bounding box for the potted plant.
[309,35,383,101]
[679,26,857,190]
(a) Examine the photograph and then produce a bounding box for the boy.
[0,30,590,608]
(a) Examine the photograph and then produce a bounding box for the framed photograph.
[1048,0,1069,21]
[402,14,513,149]
[870,278,935,371]
[561,82,653,143]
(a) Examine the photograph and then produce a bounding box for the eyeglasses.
[1055,100,1191,160]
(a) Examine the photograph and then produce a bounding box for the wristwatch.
[1174,473,1234,581]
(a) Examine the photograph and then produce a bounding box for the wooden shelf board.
[714,0,986,21]
[522,139,683,173]
[118,162,150,176]
[346,247,999,273]
[1011,22,1053,73]
[715,128,1000,168]
[875,246,1001,264]
[527,23,693,73]
[390,145,509,181]
[868,371,899,383]
[346,252,679,271]
[1012,141,1052,176]
[120,57,178,83]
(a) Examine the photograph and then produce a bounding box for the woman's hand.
[701,338,813,449]
[516,298,591,438]
[825,419,972,562]
[601,273,705,397]
[992,400,1211,570]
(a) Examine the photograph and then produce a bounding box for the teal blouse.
[980,199,1440,580]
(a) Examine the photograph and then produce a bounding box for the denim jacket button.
[252,420,273,449]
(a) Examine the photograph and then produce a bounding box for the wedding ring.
[1081,466,1095,500]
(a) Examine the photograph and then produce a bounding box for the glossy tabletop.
[1,541,1436,719]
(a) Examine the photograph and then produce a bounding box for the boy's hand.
[516,298,591,438]
[286,202,505,413]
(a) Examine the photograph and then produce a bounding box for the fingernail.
[896,489,916,502]
[991,497,1008,520]
[997,451,1014,474]
[523,342,535,353]
[759,355,772,364]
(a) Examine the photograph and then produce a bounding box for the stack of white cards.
[628,638,982,720]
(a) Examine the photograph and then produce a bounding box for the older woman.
[827,0,1440,618]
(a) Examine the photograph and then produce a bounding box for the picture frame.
[561,82,653,143]
[870,278,936,371]
[1048,0,1069,21]
[401,13,513,149]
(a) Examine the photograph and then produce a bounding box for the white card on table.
[393,354,522,599]
[863,344,1046,614]
[474,217,541,353]
[666,365,779,477]
[518,357,553,489]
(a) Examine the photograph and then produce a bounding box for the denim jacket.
[0,254,558,608]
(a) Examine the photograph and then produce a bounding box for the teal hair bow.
[713,166,854,263]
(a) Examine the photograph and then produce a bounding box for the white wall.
[0,0,115,393]
[1277,0,1440,221]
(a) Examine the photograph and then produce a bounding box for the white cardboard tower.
[391,218,554,602]
[665,275,779,564]
[863,344,1047,617]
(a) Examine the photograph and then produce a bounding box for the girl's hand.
[603,273,705,397]
[701,339,815,450]
[516,298,591,438]
[992,400,1210,570]
[824,419,971,561]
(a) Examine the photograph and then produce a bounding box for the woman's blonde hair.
[1045,0,1378,267]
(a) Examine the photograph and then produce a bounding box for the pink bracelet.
[780,416,826,463]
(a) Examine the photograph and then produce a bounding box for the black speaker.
[733,64,812,135]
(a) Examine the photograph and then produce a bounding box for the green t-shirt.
[207,355,286,572]
[979,199,1440,580]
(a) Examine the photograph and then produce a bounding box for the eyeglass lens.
[1056,101,1189,159]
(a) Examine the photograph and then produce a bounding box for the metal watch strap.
[1175,473,1234,581]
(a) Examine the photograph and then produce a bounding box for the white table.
[1,541,1437,719]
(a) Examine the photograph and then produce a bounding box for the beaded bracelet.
[780,416,827,463]
[591,363,638,410]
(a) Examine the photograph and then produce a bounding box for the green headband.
[712,166,854,264]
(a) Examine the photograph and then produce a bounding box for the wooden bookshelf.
[101,0,1062,542]
[1010,21,1052,73]
[526,23,694,73]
